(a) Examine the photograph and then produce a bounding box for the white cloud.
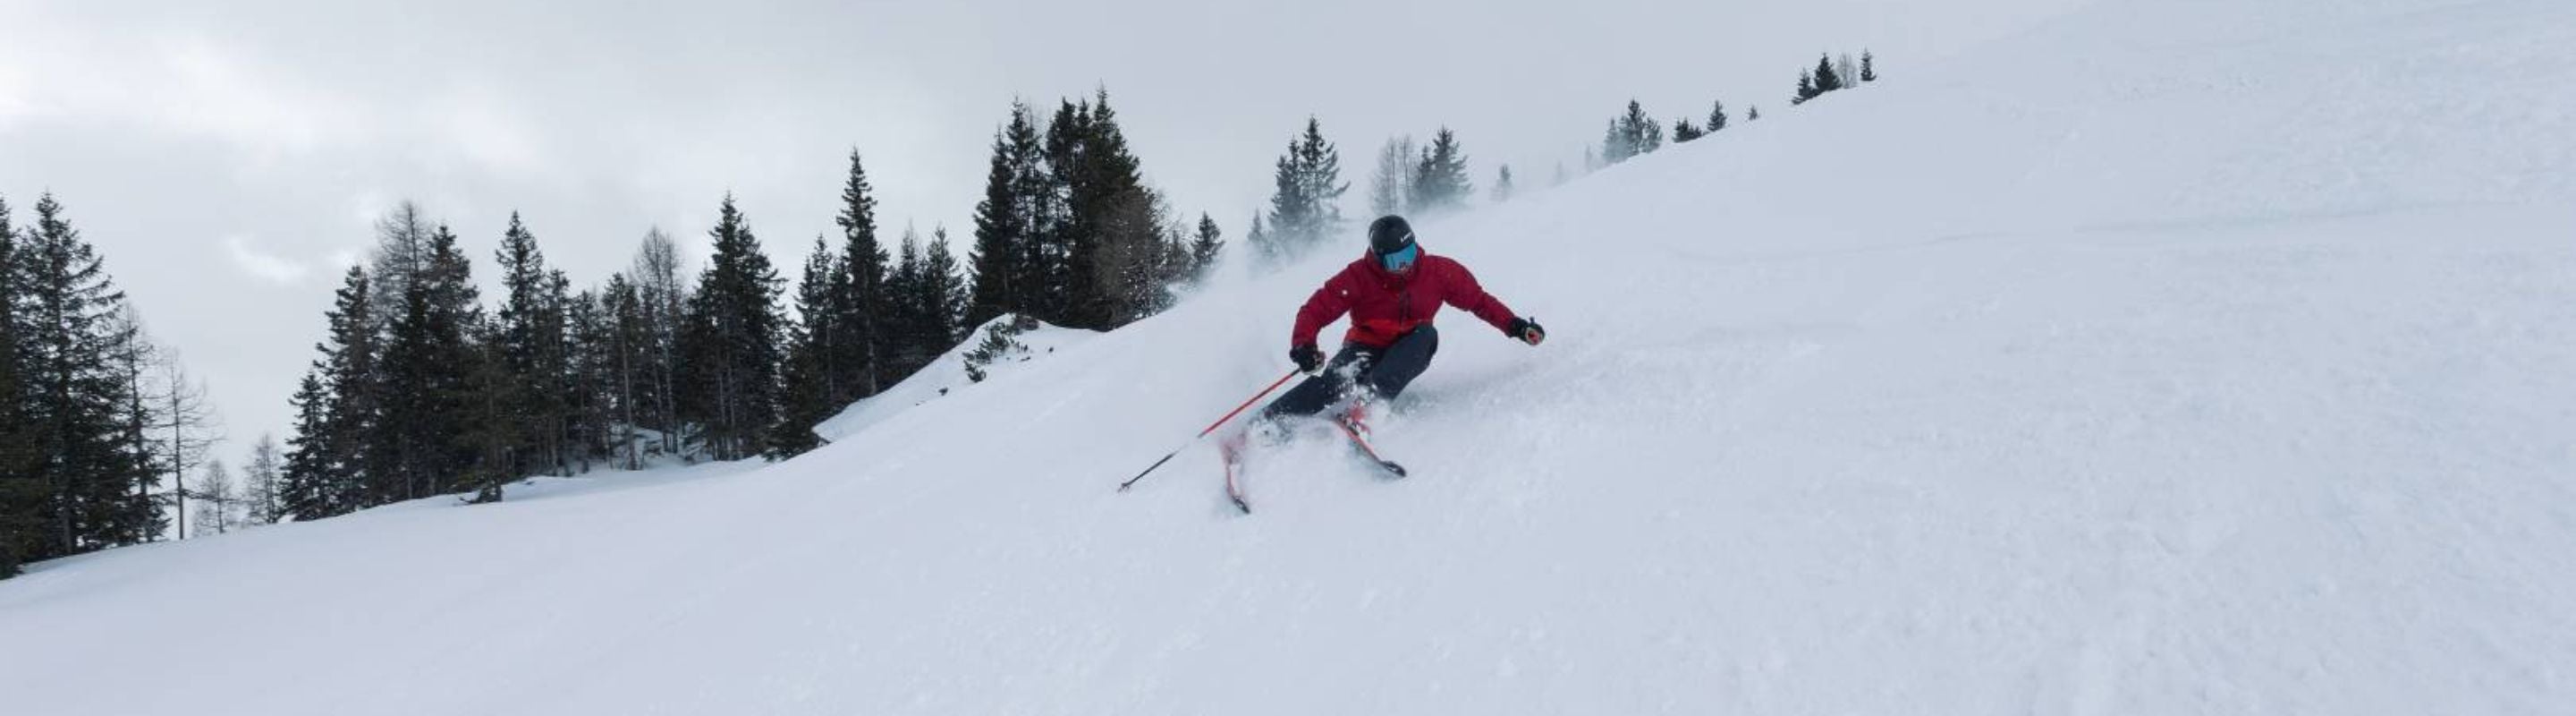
[223,234,311,286]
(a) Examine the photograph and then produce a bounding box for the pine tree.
[309,265,377,516]
[1707,100,1730,132]
[1836,54,1860,93]
[677,195,784,461]
[375,223,481,501]
[1054,90,1172,329]
[884,229,928,376]
[564,287,615,472]
[1620,100,1665,158]
[1369,135,1417,216]
[601,273,648,470]
[1407,127,1473,213]
[13,194,162,557]
[1815,54,1844,94]
[1674,118,1705,143]
[277,370,335,521]
[457,312,515,503]
[1257,117,1349,263]
[916,227,968,360]
[771,236,842,458]
[1861,50,1877,82]
[494,213,570,478]
[1794,69,1817,105]
[1601,118,1635,165]
[0,196,36,575]
[1187,213,1224,280]
[833,150,889,400]
[1492,165,1516,202]
[965,101,1045,329]
[1749,106,1761,122]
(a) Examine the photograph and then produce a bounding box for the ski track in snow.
[7,0,2576,713]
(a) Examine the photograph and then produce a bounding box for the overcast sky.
[0,0,2083,464]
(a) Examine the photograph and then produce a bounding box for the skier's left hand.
[1508,317,1546,346]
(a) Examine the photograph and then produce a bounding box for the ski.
[1220,432,1253,514]
[1333,416,1409,478]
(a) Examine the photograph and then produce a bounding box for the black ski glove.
[1291,343,1325,372]
[1507,317,1546,346]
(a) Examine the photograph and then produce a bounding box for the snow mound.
[6,0,2574,713]
[810,315,1098,443]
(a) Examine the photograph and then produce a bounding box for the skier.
[1258,215,1545,428]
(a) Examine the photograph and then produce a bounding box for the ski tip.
[1382,462,1409,478]
[1233,499,1252,515]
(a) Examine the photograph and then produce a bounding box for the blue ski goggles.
[1378,243,1419,272]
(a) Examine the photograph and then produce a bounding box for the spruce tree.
[375,224,481,501]
[1258,117,1350,263]
[1187,214,1224,280]
[966,102,1045,329]
[771,236,842,458]
[564,287,616,471]
[884,229,927,376]
[1861,50,1877,82]
[1815,54,1843,94]
[311,265,377,516]
[14,194,161,556]
[494,213,570,478]
[1601,119,1635,165]
[1794,69,1818,105]
[458,312,515,503]
[601,273,648,470]
[0,197,35,575]
[1492,166,1515,202]
[1407,127,1473,213]
[1674,118,1705,143]
[1707,100,1730,132]
[1055,90,1170,329]
[833,150,888,400]
[1749,106,1761,121]
[916,228,969,362]
[677,195,784,461]
[278,369,336,521]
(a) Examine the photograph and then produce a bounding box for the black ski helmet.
[1368,215,1417,257]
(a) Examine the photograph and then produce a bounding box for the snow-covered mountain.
[7,0,2573,712]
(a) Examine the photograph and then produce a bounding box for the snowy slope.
[7,0,2576,713]
[810,317,1098,443]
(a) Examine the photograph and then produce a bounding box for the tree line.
[0,193,233,576]
[1591,49,1880,170]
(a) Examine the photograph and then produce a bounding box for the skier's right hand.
[1291,344,1325,373]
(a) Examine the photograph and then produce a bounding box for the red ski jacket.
[1292,251,1520,349]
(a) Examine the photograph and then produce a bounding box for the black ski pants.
[1262,325,1439,420]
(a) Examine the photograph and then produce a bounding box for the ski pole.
[1117,368,1302,492]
